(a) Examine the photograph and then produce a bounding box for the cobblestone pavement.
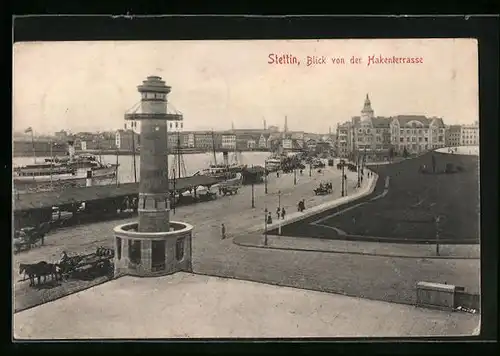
[13,165,480,310]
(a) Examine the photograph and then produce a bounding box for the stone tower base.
[113,221,193,277]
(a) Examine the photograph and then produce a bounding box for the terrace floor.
[14,272,480,339]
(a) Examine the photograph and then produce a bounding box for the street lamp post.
[172,168,176,214]
[357,155,361,188]
[278,190,281,210]
[309,163,312,177]
[341,162,345,197]
[294,168,297,185]
[264,208,268,246]
[435,215,441,256]
[264,161,268,194]
[251,167,255,208]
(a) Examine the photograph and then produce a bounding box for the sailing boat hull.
[13,166,117,185]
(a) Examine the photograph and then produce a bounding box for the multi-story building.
[221,133,237,150]
[247,139,257,149]
[258,134,269,149]
[187,132,195,148]
[336,122,352,158]
[346,94,446,159]
[445,125,462,147]
[194,131,221,150]
[390,115,446,154]
[460,121,479,146]
[115,129,140,151]
[282,138,293,150]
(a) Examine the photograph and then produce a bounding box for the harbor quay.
[13,165,358,308]
[13,161,479,314]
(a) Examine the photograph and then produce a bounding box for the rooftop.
[14,273,479,339]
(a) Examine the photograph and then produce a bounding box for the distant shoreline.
[12,148,273,158]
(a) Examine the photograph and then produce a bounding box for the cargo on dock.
[13,175,221,213]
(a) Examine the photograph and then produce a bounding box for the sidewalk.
[244,171,378,235]
[234,234,480,259]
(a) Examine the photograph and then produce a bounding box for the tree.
[388,146,395,161]
[403,147,409,158]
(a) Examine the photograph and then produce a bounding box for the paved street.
[13,164,480,311]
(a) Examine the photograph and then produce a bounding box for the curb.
[232,239,480,260]
[247,171,379,235]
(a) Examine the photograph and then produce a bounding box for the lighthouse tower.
[113,76,193,277]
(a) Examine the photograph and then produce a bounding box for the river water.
[13,152,271,185]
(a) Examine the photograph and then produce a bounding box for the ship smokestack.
[86,170,93,187]
[67,140,75,160]
[223,151,229,166]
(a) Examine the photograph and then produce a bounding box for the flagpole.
[30,129,36,164]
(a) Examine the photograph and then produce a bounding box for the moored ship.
[13,141,118,191]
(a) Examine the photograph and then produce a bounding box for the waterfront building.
[306,138,317,151]
[187,132,195,148]
[258,134,269,149]
[460,122,479,146]
[282,138,293,150]
[194,131,221,150]
[247,138,257,150]
[115,129,140,151]
[221,133,237,150]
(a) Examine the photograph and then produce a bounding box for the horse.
[19,262,60,287]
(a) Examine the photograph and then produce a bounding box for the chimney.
[263,118,267,130]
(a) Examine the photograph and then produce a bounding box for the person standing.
[221,223,226,240]
[267,212,273,225]
[281,207,286,220]
[276,207,281,220]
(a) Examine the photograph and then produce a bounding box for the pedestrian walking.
[281,207,286,220]
[221,223,226,240]
[276,207,281,219]
[277,171,280,178]
[267,212,273,224]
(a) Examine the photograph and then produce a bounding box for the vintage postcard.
[12,39,480,339]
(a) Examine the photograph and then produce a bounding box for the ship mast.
[211,130,217,165]
[131,128,137,183]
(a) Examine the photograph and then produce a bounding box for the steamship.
[13,141,118,190]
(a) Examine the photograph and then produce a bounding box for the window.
[411,137,416,142]
[376,129,381,134]
[151,240,166,271]
[418,137,422,142]
[400,129,404,135]
[406,129,410,134]
[438,136,443,142]
[169,123,173,129]
[425,137,428,142]
[116,237,122,260]
[418,129,422,134]
[175,238,185,261]
[129,240,141,265]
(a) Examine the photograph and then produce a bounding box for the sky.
[13,39,478,135]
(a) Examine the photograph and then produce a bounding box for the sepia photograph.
[12,38,480,339]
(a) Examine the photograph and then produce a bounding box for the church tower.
[361,94,374,121]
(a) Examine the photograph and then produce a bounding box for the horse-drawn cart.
[13,223,50,254]
[314,183,333,195]
[221,186,239,196]
[58,247,115,280]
